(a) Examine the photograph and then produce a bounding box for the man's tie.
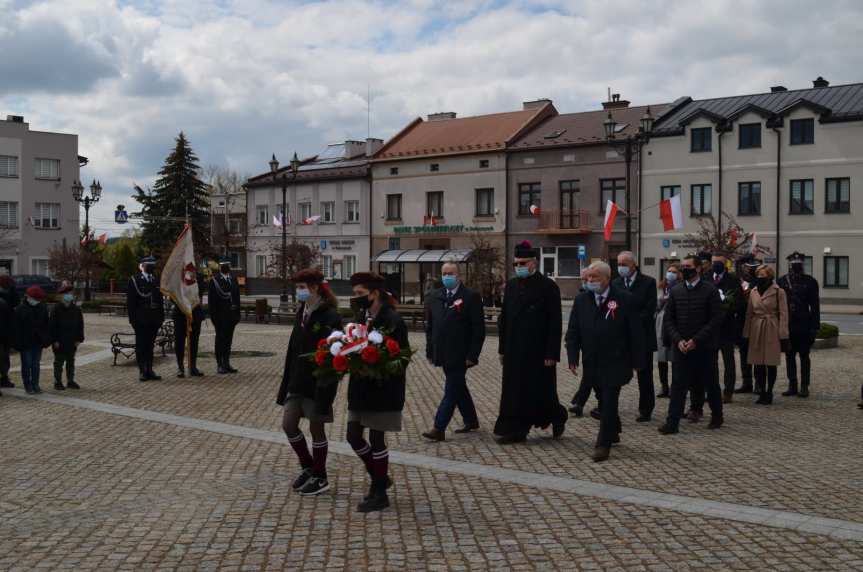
[625,278,631,289]
[446,291,454,307]
[596,294,604,308]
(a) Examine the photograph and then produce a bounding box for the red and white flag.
[97,233,108,245]
[303,215,321,225]
[159,224,200,317]
[659,194,683,231]
[750,232,758,254]
[603,200,620,241]
[529,204,541,216]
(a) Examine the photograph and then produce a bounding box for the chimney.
[602,93,630,110]
[427,112,457,121]
[523,98,552,110]
[365,137,383,157]
[770,85,788,93]
[813,76,829,88]
[343,140,366,158]
[5,115,24,123]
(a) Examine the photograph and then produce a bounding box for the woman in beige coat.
[742,265,789,405]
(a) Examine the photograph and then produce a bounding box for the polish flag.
[659,194,683,231]
[750,233,758,254]
[603,200,620,241]
[98,233,108,245]
[529,204,541,216]
[303,215,321,225]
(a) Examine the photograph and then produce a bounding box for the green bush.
[816,323,839,339]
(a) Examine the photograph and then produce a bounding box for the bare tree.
[684,212,771,259]
[47,243,103,285]
[465,234,505,305]
[266,240,320,278]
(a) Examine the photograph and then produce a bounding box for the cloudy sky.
[4,0,863,234]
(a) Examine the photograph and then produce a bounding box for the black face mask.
[681,267,698,281]
[350,295,372,311]
[220,265,231,274]
[756,276,772,290]
[790,263,803,274]
[712,262,725,275]
[143,264,156,274]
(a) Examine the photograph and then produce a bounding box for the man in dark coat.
[778,251,821,398]
[209,258,241,374]
[0,275,15,389]
[173,303,205,378]
[708,254,745,402]
[494,240,567,444]
[127,255,165,382]
[50,284,85,390]
[567,261,645,462]
[422,262,486,441]
[659,254,725,434]
[613,251,657,422]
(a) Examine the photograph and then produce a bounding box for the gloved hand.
[780,339,790,354]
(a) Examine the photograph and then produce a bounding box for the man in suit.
[422,262,486,441]
[613,251,657,422]
[659,254,725,434]
[209,257,242,374]
[127,255,165,382]
[566,261,645,462]
[708,254,745,403]
[778,251,821,398]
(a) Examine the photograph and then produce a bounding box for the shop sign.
[393,224,494,234]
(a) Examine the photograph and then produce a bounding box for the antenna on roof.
[367,82,371,140]
[607,87,611,102]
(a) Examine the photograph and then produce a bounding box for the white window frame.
[321,201,335,223]
[256,205,269,226]
[299,202,312,221]
[345,200,360,223]
[34,158,61,180]
[255,254,268,277]
[344,254,357,277]
[0,155,18,178]
[34,202,60,229]
[321,255,333,279]
[0,201,19,228]
[30,257,50,277]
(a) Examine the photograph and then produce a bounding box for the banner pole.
[187,313,192,371]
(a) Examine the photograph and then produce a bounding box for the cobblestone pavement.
[3,314,863,570]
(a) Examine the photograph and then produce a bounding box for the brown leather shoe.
[592,446,611,462]
[421,429,446,442]
[453,423,479,434]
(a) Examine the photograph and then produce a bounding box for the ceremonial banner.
[160,224,200,317]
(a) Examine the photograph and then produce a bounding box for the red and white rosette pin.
[605,300,618,320]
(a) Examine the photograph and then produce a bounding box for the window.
[426,191,444,218]
[690,127,712,152]
[518,182,541,215]
[321,255,333,279]
[738,123,761,149]
[660,185,681,201]
[0,201,18,228]
[31,258,50,277]
[479,159,489,169]
[388,237,400,250]
[228,251,242,269]
[790,118,815,145]
[0,155,18,177]
[345,200,360,223]
[691,184,712,216]
[386,194,402,220]
[229,219,242,235]
[560,180,580,228]
[824,256,849,288]
[738,182,761,216]
[256,205,269,226]
[34,158,61,180]
[790,180,814,214]
[344,255,357,277]
[389,167,399,176]
[600,179,625,213]
[475,188,494,217]
[34,202,60,229]
[299,202,312,221]
[430,163,439,172]
[826,178,851,213]
[557,247,582,278]
[255,255,267,277]
[321,201,335,223]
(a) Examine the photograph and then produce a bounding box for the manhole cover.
[198,350,276,358]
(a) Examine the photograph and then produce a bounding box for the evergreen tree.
[133,132,211,258]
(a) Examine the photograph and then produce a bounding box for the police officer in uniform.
[127,255,165,382]
[209,257,241,374]
[173,301,205,378]
[777,251,820,398]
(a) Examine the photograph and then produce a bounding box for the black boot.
[799,382,810,398]
[217,353,228,374]
[67,380,80,390]
[765,380,775,405]
[735,381,754,394]
[782,380,798,397]
[147,359,161,381]
[357,479,390,513]
[54,377,66,390]
[0,377,13,388]
[224,354,238,374]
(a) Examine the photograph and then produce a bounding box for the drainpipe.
[637,142,643,266]
[717,127,725,233]
[772,126,782,263]
[368,165,373,268]
[504,152,510,280]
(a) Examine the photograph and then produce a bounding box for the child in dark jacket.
[50,285,85,390]
[13,286,52,394]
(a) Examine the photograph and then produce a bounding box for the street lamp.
[270,152,300,304]
[71,179,102,301]
[603,107,654,255]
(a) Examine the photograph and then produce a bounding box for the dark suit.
[778,272,820,391]
[173,305,204,371]
[208,273,241,368]
[707,272,745,398]
[612,272,657,417]
[566,285,646,446]
[425,284,485,431]
[127,273,165,376]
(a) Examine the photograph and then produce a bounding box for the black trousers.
[133,323,159,373]
[214,320,237,363]
[571,376,600,408]
[0,342,10,380]
[597,385,622,447]
[174,316,202,370]
[667,349,722,428]
[786,332,812,386]
[737,339,753,386]
[636,352,655,415]
[718,341,737,393]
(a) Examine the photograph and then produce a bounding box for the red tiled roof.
[374,103,556,160]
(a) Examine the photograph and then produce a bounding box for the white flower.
[368,331,384,345]
[329,342,344,356]
[327,331,344,343]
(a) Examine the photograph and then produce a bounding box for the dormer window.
[690,127,712,152]
[738,123,761,149]
[790,118,814,145]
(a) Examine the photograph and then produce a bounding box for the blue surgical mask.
[665,272,677,285]
[441,275,458,290]
[296,288,311,303]
[618,266,632,279]
[584,281,603,293]
[27,297,39,306]
[62,293,74,304]
[515,266,531,279]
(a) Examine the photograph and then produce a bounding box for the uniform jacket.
[612,271,658,352]
[743,284,790,366]
[777,272,820,336]
[424,284,485,369]
[347,303,410,413]
[709,272,746,343]
[208,273,241,324]
[662,279,724,357]
[565,284,646,388]
[127,273,165,327]
[49,303,85,353]
[12,302,51,350]
[276,302,343,411]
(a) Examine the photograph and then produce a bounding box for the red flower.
[385,338,401,356]
[317,339,328,349]
[332,354,349,372]
[361,345,381,365]
[315,350,329,366]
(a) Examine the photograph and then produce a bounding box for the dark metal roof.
[653,82,863,135]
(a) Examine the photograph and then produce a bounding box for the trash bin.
[255,298,270,323]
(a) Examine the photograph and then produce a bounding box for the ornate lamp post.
[71,179,102,301]
[269,152,300,304]
[603,107,654,256]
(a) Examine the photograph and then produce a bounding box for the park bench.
[110,321,175,365]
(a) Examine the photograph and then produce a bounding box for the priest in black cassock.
[494,240,568,444]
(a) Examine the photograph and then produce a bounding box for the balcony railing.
[535,208,592,234]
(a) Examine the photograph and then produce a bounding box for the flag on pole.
[750,232,758,254]
[659,194,683,231]
[160,224,200,317]
[273,214,283,227]
[97,233,108,245]
[303,215,321,225]
[603,200,620,241]
[529,204,541,216]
